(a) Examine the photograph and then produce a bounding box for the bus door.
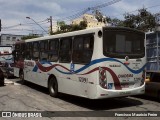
[23,43,33,81]
[24,60,33,81]
[34,41,48,86]
[26,42,41,84]
[71,35,94,96]
[58,38,74,94]
[36,60,48,87]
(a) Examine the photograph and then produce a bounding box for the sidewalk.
[4,78,21,85]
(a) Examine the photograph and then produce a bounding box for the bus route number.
[79,77,88,83]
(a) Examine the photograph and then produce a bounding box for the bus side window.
[72,37,83,63]
[83,36,94,63]
[59,38,72,63]
[21,43,26,60]
[32,42,39,61]
[15,43,25,61]
[25,42,32,60]
[48,40,59,62]
[14,44,20,61]
[72,35,94,64]
[40,40,48,61]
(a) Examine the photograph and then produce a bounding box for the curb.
[4,79,14,85]
[4,79,21,85]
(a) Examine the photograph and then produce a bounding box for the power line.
[2,19,49,29]
[109,4,160,18]
[2,28,45,32]
[56,0,122,21]
[2,0,122,33]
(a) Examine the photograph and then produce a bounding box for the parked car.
[1,61,14,78]
[0,68,4,86]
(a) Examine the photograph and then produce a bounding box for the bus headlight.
[99,67,107,89]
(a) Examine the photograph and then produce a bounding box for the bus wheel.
[0,77,4,86]
[19,70,25,84]
[49,77,58,97]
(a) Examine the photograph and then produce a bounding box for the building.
[0,34,24,48]
[50,14,107,33]
[51,25,61,33]
[72,14,107,28]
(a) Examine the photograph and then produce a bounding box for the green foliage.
[94,10,108,23]
[106,8,156,32]
[21,35,39,40]
[57,21,65,26]
[52,20,87,35]
[123,8,156,31]
[53,8,156,34]
[94,10,104,22]
[79,21,87,29]
[106,17,124,27]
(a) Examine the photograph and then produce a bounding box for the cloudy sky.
[0,0,160,35]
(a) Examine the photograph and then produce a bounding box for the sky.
[0,0,160,35]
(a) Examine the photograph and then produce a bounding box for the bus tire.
[0,78,4,86]
[19,70,25,84]
[49,77,58,97]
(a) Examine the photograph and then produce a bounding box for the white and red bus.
[13,27,146,99]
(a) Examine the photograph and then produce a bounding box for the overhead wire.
[5,0,160,33]
[2,28,45,32]
[2,19,49,29]
[109,4,160,18]
[56,0,122,21]
[2,0,122,33]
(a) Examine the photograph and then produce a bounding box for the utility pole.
[0,19,1,32]
[26,17,48,34]
[49,16,53,35]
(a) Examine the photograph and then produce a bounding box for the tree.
[57,21,67,31]
[123,13,136,28]
[57,21,65,26]
[79,21,87,29]
[21,35,39,40]
[123,8,156,31]
[94,10,107,23]
[106,17,124,27]
[53,20,87,35]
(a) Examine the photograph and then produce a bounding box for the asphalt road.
[0,78,160,120]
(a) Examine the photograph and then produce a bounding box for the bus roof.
[24,27,102,43]
[16,26,144,43]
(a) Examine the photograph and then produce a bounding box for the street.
[0,78,160,120]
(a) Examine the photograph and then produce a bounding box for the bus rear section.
[13,42,25,78]
[95,27,146,99]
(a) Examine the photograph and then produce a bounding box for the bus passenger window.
[72,35,94,64]
[48,40,59,62]
[40,41,48,61]
[25,43,32,60]
[32,42,39,61]
[48,52,58,61]
[59,38,72,63]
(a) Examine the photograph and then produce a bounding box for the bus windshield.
[103,28,145,59]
